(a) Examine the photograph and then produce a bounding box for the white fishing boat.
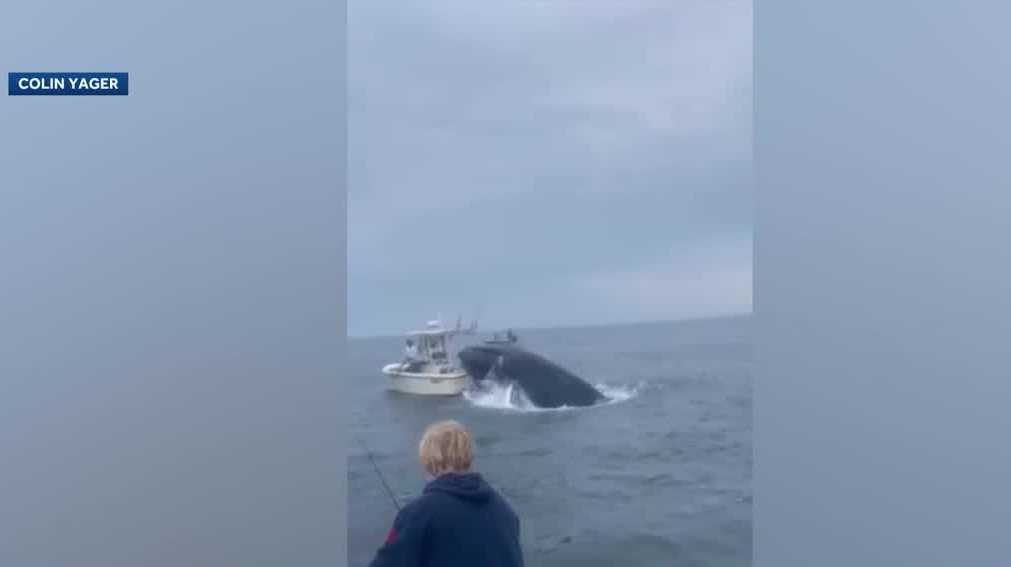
[382,318,472,396]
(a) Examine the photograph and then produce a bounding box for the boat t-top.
[382,318,472,396]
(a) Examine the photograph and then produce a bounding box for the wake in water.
[464,381,639,412]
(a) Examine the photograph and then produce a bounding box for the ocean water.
[348,316,752,567]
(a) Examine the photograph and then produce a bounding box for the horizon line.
[348,310,753,341]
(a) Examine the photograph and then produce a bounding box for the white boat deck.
[382,319,471,396]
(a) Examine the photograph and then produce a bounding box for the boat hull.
[382,363,469,396]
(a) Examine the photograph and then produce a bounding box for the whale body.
[457,344,605,408]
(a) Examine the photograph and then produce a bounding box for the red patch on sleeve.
[384,527,397,545]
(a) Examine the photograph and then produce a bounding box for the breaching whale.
[457,344,605,408]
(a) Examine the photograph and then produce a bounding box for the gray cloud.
[349,0,752,336]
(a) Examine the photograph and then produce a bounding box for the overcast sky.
[349,1,752,337]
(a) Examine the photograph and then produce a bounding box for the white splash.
[463,381,640,412]
[596,382,638,403]
[464,382,537,411]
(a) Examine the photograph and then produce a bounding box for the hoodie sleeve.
[367,501,427,567]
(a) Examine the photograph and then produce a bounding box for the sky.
[349,0,752,337]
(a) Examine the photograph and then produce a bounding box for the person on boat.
[505,329,516,343]
[368,420,524,567]
[403,339,421,371]
[404,339,419,360]
[430,339,446,361]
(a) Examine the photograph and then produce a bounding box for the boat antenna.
[354,437,401,512]
[473,305,483,332]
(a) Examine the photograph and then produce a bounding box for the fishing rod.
[354,437,401,513]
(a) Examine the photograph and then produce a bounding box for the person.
[402,340,421,372]
[368,420,524,567]
[429,338,445,361]
[505,329,516,343]
[404,339,419,361]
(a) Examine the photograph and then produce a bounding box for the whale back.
[495,347,604,408]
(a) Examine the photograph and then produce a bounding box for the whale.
[457,344,605,408]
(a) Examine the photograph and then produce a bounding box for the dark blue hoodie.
[368,472,524,567]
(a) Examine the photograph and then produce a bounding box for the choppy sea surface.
[348,316,752,567]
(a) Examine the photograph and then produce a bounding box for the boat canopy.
[406,329,450,360]
[407,329,449,336]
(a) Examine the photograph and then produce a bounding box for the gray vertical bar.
[0,0,346,565]
[756,2,1011,566]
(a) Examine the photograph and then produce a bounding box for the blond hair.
[418,420,474,476]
